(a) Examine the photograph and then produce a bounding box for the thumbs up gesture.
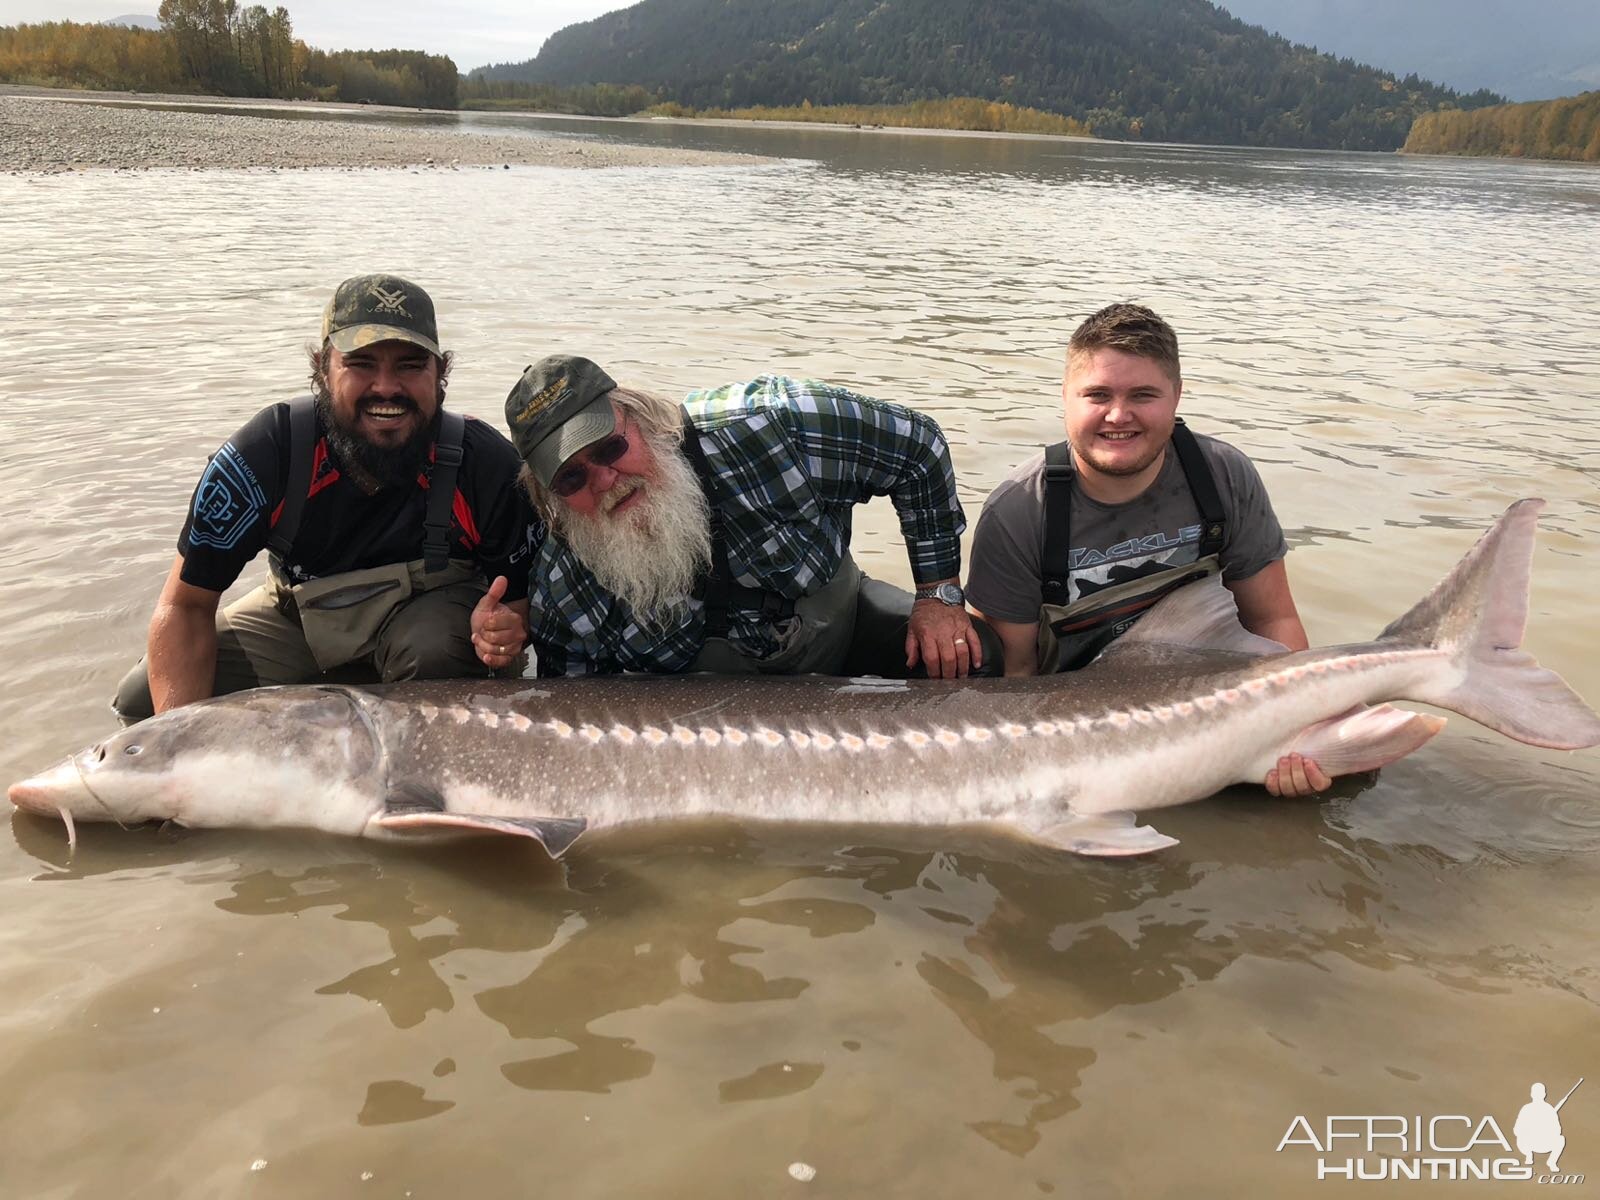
[471,575,528,670]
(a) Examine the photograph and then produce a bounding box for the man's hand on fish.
[906,588,982,679]
[1265,751,1333,797]
[471,575,528,669]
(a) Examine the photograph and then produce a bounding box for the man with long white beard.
[507,355,996,679]
[113,274,533,722]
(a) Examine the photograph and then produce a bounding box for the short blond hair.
[1067,303,1180,383]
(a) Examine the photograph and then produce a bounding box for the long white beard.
[553,436,713,627]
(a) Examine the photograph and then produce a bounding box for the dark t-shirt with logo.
[177,401,535,598]
[966,431,1288,624]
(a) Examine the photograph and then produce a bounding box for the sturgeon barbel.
[11,500,1600,857]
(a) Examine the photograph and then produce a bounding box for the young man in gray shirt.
[965,302,1329,797]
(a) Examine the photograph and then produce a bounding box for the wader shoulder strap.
[678,410,795,639]
[1040,441,1075,608]
[1169,419,1226,559]
[267,394,318,560]
[422,410,466,573]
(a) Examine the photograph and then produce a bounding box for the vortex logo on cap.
[368,283,411,316]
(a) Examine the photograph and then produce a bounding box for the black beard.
[314,389,441,490]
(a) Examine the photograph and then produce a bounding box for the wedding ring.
[953,638,967,645]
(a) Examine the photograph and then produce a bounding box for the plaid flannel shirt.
[529,375,966,675]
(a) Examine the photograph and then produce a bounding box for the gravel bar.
[0,90,763,173]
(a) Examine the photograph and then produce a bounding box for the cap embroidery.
[512,374,570,425]
[367,283,410,317]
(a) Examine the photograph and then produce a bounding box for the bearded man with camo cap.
[114,274,534,722]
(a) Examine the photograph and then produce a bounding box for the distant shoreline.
[4,82,1099,150]
[19,82,1594,168]
[0,85,765,173]
[465,94,1098,142]
[626,112,1100,146]
[1399,145,1600,166]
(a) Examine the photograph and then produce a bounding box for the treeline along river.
[1405,88,1600,162]
[0,107,1596,1196]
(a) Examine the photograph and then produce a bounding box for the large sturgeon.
[10,500,1600,857]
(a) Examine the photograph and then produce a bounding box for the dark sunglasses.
[550,433,631,497]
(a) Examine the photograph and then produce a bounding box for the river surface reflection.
[0,108,1596,1197]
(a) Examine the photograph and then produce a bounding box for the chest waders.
[1038,418,1226,673]
[678,413,860,675]
[266,395,474,670]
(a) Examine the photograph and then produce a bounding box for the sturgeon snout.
[8,757,95,848]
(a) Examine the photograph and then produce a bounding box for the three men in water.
[965,302,1330,796]
[116,282,1327,800]
[504,355,998,679]
[113,274,532,722]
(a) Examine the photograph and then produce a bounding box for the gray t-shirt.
[966,431,1289,624]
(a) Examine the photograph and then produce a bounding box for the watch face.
[920,583,964,605]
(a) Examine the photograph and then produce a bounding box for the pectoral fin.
[1039,811,1180,858]
[1285,705,1446,775]
[374,810,587,857]
[376,782,586,857]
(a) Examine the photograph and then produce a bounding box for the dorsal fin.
[1104,574,1287,658]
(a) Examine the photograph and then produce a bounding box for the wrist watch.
[914,582,966,606]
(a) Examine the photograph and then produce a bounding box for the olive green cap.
[505,355,619,487]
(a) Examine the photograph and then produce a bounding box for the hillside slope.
[476,0,1498,149]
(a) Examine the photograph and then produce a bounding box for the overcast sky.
[0,0,626,70]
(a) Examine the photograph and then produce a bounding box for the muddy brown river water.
[0,107,1597,1197]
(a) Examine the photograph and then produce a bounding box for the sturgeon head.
[8,687,387,843]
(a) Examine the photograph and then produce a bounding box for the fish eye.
[123,744,143,756]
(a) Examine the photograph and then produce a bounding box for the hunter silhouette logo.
[1515,1078,1581,1172]
[367,283,410,316]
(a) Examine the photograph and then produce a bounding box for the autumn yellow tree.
[1406,91,1600,162]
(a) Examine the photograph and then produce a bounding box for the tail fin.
[1381,499,1600,750]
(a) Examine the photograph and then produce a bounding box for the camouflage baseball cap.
[505,355,619,487]
[321,274,441,357]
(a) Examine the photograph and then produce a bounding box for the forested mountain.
[475,0,1500,149]
[1219,0,1600,103]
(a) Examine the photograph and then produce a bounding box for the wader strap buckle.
[759,591,795,622]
